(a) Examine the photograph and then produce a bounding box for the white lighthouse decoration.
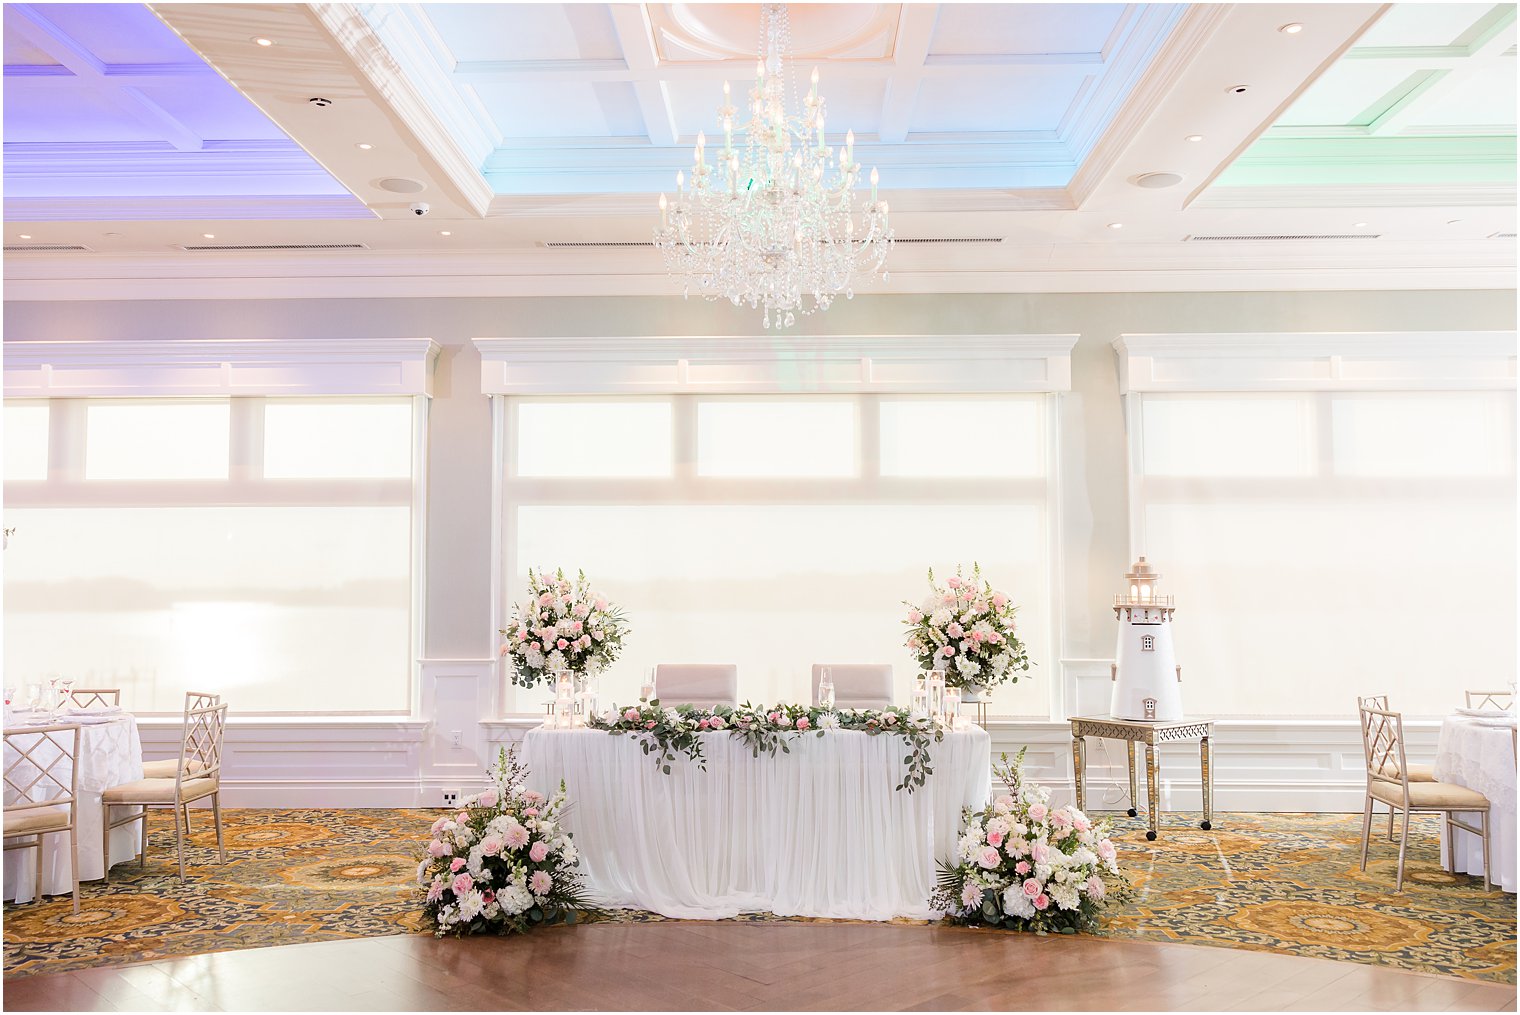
[1110,556,1183,721]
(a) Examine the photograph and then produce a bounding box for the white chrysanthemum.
[457,889,484,921]
[955,655,980,674]
[819,713,841,729]
[958,832,983,861]
[929,608,953,628]
[1052,884,1081,911]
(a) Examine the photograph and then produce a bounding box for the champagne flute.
[818,667,835,712]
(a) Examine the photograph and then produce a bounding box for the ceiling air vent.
[176,243,370,252]
[4,243,92,252]
[541,237,1004,248]
[1186,233,1381,241]
[1489,231,1516,239]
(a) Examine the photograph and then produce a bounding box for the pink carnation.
[523,790,545,805]
[947,623,965,638]
[477,790,498,808]
[452,872,473,895]
[645,720,657,730]
[987,830,1005,848]
[795,717,811,730]
[429,817,449,835]
[1033,893,1049,911]
[1074,817,1091,833]
[1015,860,1031,875]
[947,576,963,589]
[426,880,444,902]
[624,708,640,721]
[908,610,923,624]
[524,808,539,818]
[1085,875,1106,900]
[992,593,1007,608]
[1022,878,1041,898]
[450,857,466,872]
[426,838,448,857]
[1097,839,1117,862]
[529,870,553,896]
[529,841,550,862]
[941,645,955,657]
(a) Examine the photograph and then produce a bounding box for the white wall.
[5,289,1515,808]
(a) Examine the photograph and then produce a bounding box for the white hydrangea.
[1070,847,1098,868]
[498,883,534,916]
[1002,887,1036,920]
[1051,883,1081,911]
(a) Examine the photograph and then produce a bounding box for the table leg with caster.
[1126,740,1138,817]
[1200,736,1213,831]
[1145,743,1159,841]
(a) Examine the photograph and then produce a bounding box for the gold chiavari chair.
[3,723,82,912]
[66,688,121,709]
[103,703,227,883]
[1359,704,1492,892]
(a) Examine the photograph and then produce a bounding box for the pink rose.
[624,708,640,721]
[594,597,608,611]
[450,857,466,872]
[1097,840,1117,862]
[796,717,811,730]
[941,645,955,657]
[1032,843,1050,863]
[480,835,503,856]
[709,716,725,730]
[908,610,923,624]
[644,720,657,730]
[947,576,963,589]
[1014,860,1031,875]
[429,817,449,835]
[978,846,1001,869]
[767,711,782,724]
[987,830,1005,848]
[1028,803,1048,822]
[427,838,448,857]
[477,790,498,808]
[538,592,554,607]
[884,714,898,725]
[452,872,473,895]
[529,841,550,862]
[992,593,1007,608]
[1022,878,1041,898]
[529,870,553,896]
[524,808,539,818]
[1033,893,1049,911]
[556,638,569,649]
[1085,875,1106,901]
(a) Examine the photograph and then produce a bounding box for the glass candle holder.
[928,669,946,721]
[641,667,656,703]
[554,671,576,728]
[944,687,962,729]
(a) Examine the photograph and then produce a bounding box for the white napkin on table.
[67,705,122,716]
[1456,706,1513,719]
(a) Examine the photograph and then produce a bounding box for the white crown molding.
[484,187,1075,218]
[3,337,442,398]
[309,2,495,217]
[1114,331,1519,392]
[473,334,1079,395]
[1,139,338,180]
[1192,182,1518,209]
[3,196,376,222]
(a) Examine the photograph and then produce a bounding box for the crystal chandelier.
[653,4,893,329]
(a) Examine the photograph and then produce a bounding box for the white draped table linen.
[3,714,145,902]
[1434,715,1516,894]
[523,725,991,921]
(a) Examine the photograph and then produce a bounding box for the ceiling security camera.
[409,202,430,216]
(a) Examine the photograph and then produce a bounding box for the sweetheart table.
[523,724,991,921]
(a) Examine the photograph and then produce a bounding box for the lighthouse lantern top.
[1113,555,1176,613]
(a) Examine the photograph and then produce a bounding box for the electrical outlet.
[442,789,460,807]
[449,729,464,750]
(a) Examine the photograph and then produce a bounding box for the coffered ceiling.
[2,3,1514,300]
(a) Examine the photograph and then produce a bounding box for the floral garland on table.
[586,702,944,792]
[418,747,600,936]
[932,749,1128,934]
[499,568,629,689]
[903,564,1031,691]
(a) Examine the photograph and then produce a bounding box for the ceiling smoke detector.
[308,96,333,107]
[1226,84,1250,95]
[378,177,427,194]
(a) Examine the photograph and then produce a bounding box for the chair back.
[178,703,228,786]
[3,724,80,820]
[185,691,220,712]
[1465,690,1514,711]
[1357,693,1389,712]
[67,688,120,709]
[812,664,894,709]
[654,664,738,708]
[1359,704,1410,797]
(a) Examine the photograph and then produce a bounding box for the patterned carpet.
[3,808,1513,984]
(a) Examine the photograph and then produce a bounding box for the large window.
[3,397,421,714]
[500,395,1054,715]
[1133,389,1516,717]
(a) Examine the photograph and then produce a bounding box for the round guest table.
[1435,715,1516,894]
[523,723,991,921]
[4,712,145,902]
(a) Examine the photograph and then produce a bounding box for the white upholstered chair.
[66,688,120,709]
[103,702,227,883]
[812,664,894,709]
[3,723,82,912]
[1358,704,1492,892]
[654,665,738,708]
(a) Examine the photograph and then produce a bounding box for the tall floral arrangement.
[933,749,1127,933]
[418,747,599,936]
[499,568,629,689]
[903,564,1031,691]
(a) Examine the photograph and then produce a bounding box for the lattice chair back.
[1359,705,1410,795]
[3,724,81,818]
[67,688,121,709]
[185,691,220,712]
[178,703,227,786]
[1356,693,1389,712]
[1465,690,1514,711]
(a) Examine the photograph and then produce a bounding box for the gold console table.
[1068,715,1214,841]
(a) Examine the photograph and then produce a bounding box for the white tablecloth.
[4,714,144,902]
[1435,715,1516,894]
[523,724,990,921]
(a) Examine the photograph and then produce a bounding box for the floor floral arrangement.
[587,701,945,791]
[934,749,1128,932]
[418,748,599,935]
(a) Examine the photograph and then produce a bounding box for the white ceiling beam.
[608,4,678,147]
[877,4,940,144]
[5,4,205,151]
[449,52,1096,84]
[1366,6,1516,136]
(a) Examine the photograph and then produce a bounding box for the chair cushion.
[1374,762,1438,783]
[3,805,69,837]
[140,758,207,779]
[1370,779,1490,810]
[103,776,217,804]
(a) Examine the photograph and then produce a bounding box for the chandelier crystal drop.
[653,4,893,329]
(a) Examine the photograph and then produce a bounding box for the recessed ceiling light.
[1278,23,1304,34]
[1447,219,1463,225]
[439,230,452,236]
[378,177,426,194]
[355,143,374,150]
[1107,222,1124,230]
[18,234,31,240]
[1133,171,1184,189]
[252,37,274,46]
[203,233,216,239]
[1185,134,1204,143]
[1354,222,1369,229]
